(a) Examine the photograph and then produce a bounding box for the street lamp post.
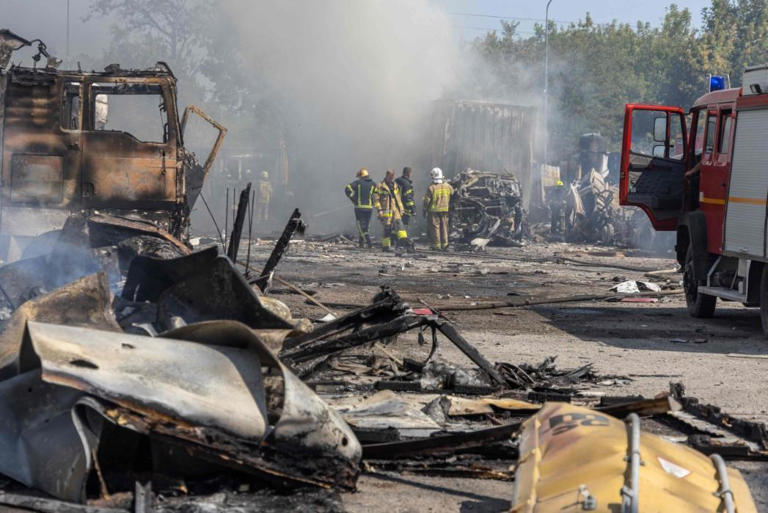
[544,0,553,166]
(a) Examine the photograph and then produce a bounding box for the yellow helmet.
[556,179,564,186]
[357,168,369,178]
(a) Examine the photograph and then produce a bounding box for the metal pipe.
[621,412,640,513]
[710,454,736,513]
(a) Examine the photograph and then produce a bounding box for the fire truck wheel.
[684,245,716,318]
[759,266,768,338]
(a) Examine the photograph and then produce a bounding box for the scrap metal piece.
[0,371,95,503]
[448,169,526,247]
[0,272,118,378]
[0,492,125,513]
[256,209,306,292]
[226,183,251,262]
[26,320,361,490]
[122,247,294,331]
[511,403,758,513]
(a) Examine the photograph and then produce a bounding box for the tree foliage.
[474,1,768,160]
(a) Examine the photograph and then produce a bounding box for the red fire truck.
[620,67,768,335]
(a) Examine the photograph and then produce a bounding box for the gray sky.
[2,0,714,61]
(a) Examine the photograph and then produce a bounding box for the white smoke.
[220,0,462,230]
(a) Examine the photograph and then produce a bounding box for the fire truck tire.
[684,245,716,318]
[759,267,768,338]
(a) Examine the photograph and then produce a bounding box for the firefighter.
[344,168,376,248]
[423,167,453,250]
[395,166,415,225]
[373,169,410,252]
[255,170,272,222]
[550,178,567,235]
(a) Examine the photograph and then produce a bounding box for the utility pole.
[544,0,553,166]
[66,0,71,59]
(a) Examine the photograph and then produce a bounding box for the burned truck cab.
[0,42,224,261]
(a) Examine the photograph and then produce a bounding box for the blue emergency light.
[710,75,726,92]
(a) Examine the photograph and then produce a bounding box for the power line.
[449,11,575,25]
[453,25,536,35]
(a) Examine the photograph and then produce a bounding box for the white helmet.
[430,167,444,183]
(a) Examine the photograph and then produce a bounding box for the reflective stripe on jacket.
[373,180,404,221]
[345,177,376,209]
[395,176,415,215]
[424,182,453,213]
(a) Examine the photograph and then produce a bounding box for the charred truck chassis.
[0,36,225,261]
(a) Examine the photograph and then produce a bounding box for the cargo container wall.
[430,100,537,208]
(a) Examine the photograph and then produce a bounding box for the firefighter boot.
[365,234,372,249]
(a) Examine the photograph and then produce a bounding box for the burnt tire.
[684,244,716,318]
[759,266,768,338]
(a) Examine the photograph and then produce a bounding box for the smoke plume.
[220,0,462,231]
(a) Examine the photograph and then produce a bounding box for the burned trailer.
[430,100,536,207]
[0,30,225,261]
[448,169,526,248]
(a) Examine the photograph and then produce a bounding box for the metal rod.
[621,413,641,513]
[275,276,335,317]
[224,188,229,249]
[710,454,736,513]
[198,192,224,248]
[245,189,255,277]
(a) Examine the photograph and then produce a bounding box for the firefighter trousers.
[255,202,269,222]
[381,218,408,250]
[354,208,373,247]
[428,212,449,250]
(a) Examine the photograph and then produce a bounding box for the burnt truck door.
[620,104,687,230]
[79,77,180,215]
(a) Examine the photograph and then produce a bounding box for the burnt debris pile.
[448,170,527,250]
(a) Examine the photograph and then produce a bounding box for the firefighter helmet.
[430,167,444,183]
[261,170,269,179]
[357,168,369,178]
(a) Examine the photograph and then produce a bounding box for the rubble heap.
[448,169,527,249]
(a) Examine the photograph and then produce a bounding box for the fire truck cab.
[621,66,768,335]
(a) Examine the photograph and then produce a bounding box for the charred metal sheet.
[0,492,125,513]
[363,421,522,460]
[122,247,293,331]
[87,213,190,256]
[0,371,95,503]
[0,273,118,378]
[29,322,270,439]
[448,169,526,247]
[27,319,361,489]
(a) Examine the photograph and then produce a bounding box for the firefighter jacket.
[345,177,376,210]
[373,180,404,222]
[423,182,453,213]
[256,179,272,203]
[395,176,415,216]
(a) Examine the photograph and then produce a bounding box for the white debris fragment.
[610,280,661,294]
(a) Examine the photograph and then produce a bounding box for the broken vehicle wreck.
[0,29,226,261]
